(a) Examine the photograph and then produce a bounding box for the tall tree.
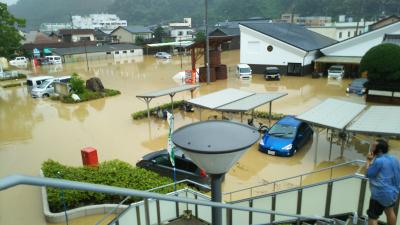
[0,3,25,59]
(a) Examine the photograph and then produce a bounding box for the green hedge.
[42,159,184,212]
[252,111,285,120]
[132,100,185,120]
[51,89,121,103]
[1,82,26,88]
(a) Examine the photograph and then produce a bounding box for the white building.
[72,14,127,33]
[168,18,194,41]
[314,21,400,77]
[39,23,72,34]
[239,22,336,75]
[308,20,375,41]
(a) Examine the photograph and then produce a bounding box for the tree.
[153,26,165,43]
[69,73,85,94]
[194,31,205,43]
[360,43,400,83]
[135,36,145,46]
[0,3,25,59]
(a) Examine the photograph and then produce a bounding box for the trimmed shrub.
[53,89,121,104]
[360,43,400,83]
[42,159,183,212]
[69,73,85,94]
[0,73,26,81]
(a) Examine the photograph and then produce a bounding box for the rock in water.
[86,77,104,92]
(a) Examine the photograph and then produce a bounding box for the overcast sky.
[0,0,18,5]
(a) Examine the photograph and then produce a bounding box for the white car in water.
[9,56,28,66]
[327,65,345,79]
[155,52,172,59]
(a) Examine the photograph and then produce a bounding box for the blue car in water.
[259,116,313,156]
[346,78,368,95]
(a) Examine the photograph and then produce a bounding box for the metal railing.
[224,160,366,202]
[0,174,335,224]
[95,179,211,225]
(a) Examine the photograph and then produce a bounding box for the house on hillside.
[315,21,400,77]
[239,22,336,75]
[52,44,143,63]
[58,29,96,42]
[110,26,152,44]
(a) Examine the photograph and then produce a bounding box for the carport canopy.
[136,84,200,119]
[347,106,400,136]
[186,88,288,124]
[314,56,362,64]
[296,98,366,130]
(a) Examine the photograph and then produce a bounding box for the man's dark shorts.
[367,198,396,219]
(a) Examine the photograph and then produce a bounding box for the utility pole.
[205,0,210,84]
[84,41,89,71]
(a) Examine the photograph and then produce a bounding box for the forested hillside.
[9,0,400,30]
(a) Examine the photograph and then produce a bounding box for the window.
[106,52,111,55]
[267,45,273,52]
[130,50,135,53]
[123,50,127,53]
[178,31,183,36]
[154,155,172,167]
[339,32,342,39]
[347,31,350,37]
[115,51,119,54]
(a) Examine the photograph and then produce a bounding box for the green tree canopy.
[153,26,165,43]
[360,43,400,83]
[195,31,205,43]
[0,3,25,59]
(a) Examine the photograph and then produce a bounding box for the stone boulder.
[86,77,104,92]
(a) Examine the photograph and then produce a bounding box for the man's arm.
[366,155,381,178]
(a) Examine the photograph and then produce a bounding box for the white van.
[31,76,71,98]
[45,55,62,64]
[9,56,28,66]
[27,76,54,93]
[236,64,252,79]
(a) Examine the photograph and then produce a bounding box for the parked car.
[327,65,345,79]
[136,148,210,187]
[31,76,71,98]
[259,116,313,156]
[346,78,367,95]
[45,55,62,64]
[9,56,28,66]
[27,75,54,93]
[264,67,281,80]
[236,64,252,79]
[155,52,172,59]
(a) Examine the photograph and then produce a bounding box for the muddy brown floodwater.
[1,50,399,225]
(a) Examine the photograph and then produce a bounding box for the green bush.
[42,159,183,212]
[53,89,121,104]
[132,100,185,120]
[360,43,400,83]
[69,73,85,94]
[252,111,285,120]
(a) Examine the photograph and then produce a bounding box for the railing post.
[136,205,141,225]
[249,200,253,225]
[194,194,199,219]
[357,179,367,216]
[176,201,180,218]
[395,194,400,218]
[325,182,333,217]
[271,195,276,223]
[226,208,233,225]
[297,189,302,215]
[156,200,161,225]
[144,198,150,225]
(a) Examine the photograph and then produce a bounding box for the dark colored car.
[264,67,281,80]
[136,149,210,187]
[346,78,367,95]
[259,116,313,156]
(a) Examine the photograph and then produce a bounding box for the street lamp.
[172,120,259,225]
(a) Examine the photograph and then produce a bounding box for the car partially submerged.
[327,65,345,79]
[136,148,210,188]
[346,78,367,95]
[259,116,313,156]
[264,67,281,80]
[155,52,172,59]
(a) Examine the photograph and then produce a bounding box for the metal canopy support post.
[251,109,255,120]
[143,97,152,120]
[240,112,243,123]
[169,93,176,112]
[314,126,319,163]
[269,102,272,127]
[329,129,333,160]
[190,89,194,99]
[340,134,345,158]
[205,0,210,84]
[199,108,202,121]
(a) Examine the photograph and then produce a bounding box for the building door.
[287,63,302,76]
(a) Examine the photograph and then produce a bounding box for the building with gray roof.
[110,26,153,44]
[239,22,337,75]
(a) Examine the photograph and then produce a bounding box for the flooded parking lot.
[1,50,399,225]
